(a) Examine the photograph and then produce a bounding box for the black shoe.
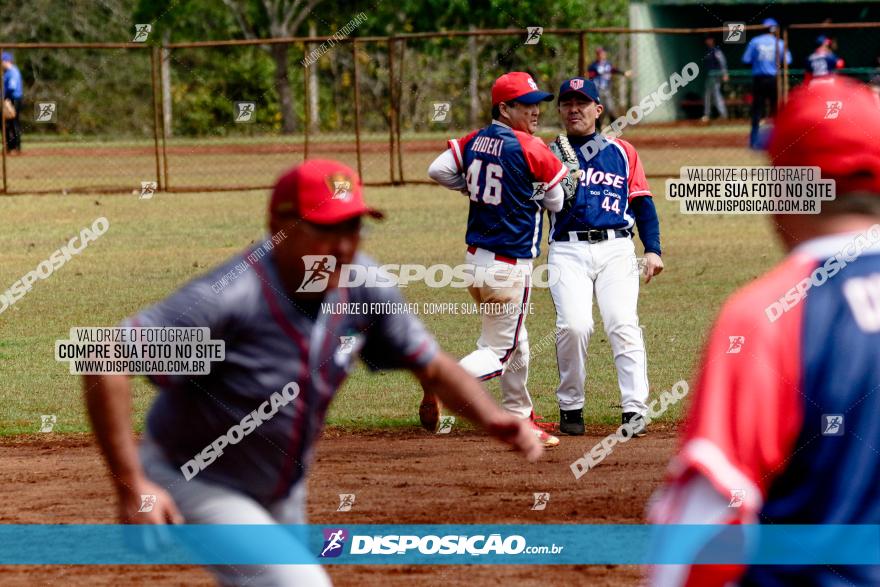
[559,409,585,436]
[622,412,647,437]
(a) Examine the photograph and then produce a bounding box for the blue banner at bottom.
[0,524,878,565]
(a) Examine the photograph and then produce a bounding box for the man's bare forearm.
[414,352,504,428]
[83,374,144,494]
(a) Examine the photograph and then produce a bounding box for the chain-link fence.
[0,43,159,194]
[1,24,875,195]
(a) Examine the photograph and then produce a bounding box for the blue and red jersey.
[668,229,880,586]
[449,121,567,259]
[549,134,652,240]
[806,51,843,79]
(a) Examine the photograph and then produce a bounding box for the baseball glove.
[549,135,580,209]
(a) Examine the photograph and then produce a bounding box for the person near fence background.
[587,47,631,125]
[742,18,791,149]
[701,36,728,123]
[805,35,844,83]
[2,52,23,155]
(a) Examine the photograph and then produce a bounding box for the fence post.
[303,41,311,161]
[150,45,164,191]
[578,32,586,76]
[1,46,7,194]
[387,36,396,184]
[396,38,405,184]
[352,40,363,178]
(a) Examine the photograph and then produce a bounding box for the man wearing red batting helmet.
[649,77,880,586]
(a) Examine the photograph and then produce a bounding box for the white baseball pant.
[549,236,649,414]
[140,435,332,587]
[458,246,534,419]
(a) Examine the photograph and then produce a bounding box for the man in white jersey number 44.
[547,77,664,437]
[428,72,568,447]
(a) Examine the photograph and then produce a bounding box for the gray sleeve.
[120,266,249,387]
[358,285,439,372]
[428,149,467,192]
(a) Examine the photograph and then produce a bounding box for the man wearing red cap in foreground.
[427,72,568,447]
[649,77,880,585]
[83,159,542,586]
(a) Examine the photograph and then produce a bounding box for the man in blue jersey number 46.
[547,78,663,438]
[428,72,568,448]
[83,159,543,586]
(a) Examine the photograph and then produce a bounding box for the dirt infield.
[0,425,679,586]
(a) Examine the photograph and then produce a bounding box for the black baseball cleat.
[559,409,585,436]
[622,412,647,437]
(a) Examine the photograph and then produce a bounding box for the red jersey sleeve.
[447,130,479,173]
[668,254,816,513]
[618,139,652,201]
[516,132,567,188]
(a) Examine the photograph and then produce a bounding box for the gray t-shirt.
[124,240,437,504]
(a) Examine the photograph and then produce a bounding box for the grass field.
[0,143,782,435]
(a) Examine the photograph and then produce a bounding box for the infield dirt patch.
[0,425,678,586]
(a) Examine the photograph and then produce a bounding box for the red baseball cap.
[491,72,553,106]
[768,77,880,195]
[269,159,383,224]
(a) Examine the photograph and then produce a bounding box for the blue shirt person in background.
[742,18,792,148]
[2,52,24,153]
